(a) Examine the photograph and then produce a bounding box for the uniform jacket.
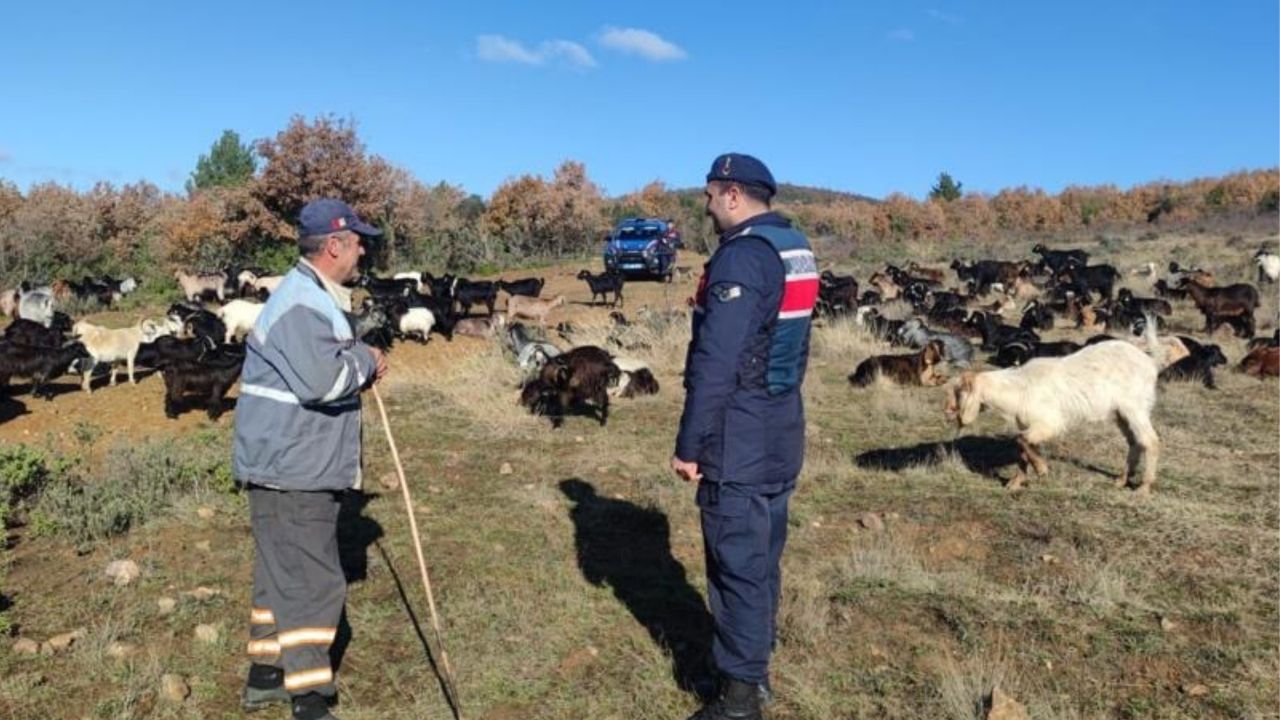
[675,212,816,491]
[233,262,377,492]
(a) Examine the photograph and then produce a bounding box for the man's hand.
[368,346,390,384]
[671,455,702,483]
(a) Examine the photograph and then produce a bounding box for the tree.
[253,115,393,234]
[186,130,256,194]
[929,172,963,202]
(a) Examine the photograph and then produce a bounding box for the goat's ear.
[958,370,976,393]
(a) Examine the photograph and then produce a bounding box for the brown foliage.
[253,115,394,234]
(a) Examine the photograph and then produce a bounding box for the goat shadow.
[0,395,28,423]
[559,478,715,698]
[855,436,1022,478]
[330,491,385,674]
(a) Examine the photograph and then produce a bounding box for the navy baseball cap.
[706,153,777,196]
[298,198,383,238]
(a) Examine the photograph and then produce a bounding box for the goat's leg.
[127,353,136,384]
[597,388,609,426]
[1019,434,1050,477]
[207,383,224,420]
[1122,411,1160,495]
[1113,413,1141,489]
[82,368,93,393]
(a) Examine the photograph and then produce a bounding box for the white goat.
[215,300,264,343]
[1255,249,1280,285]
[944,334,1161,494]
[393,272,425,293]
[175,270,226,302]
[397,307,435,342]
[237,271,284,296]
[17,288,55,327]
[72,320,152,391]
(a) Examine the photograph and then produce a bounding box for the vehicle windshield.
[615,225,664,240]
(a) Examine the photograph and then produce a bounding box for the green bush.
[0,445,52,528]
[30,434,234,545]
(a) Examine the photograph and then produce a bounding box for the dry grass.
[1,226,1277,719]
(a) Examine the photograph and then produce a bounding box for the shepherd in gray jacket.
[235,198,388,720]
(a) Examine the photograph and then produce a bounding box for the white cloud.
[476,34,597,69]
[477,34,543,65]
[598,27,687,62]
[888,28,915,42]
[926,9,962,25]
[544,40,597,69]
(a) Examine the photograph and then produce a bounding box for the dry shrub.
[412,335,543,437]
[937,646,1019,720]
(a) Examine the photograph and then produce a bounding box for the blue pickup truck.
[602,217,681,281]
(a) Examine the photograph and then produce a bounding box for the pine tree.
[186,130,256,194]
[929,172,963,202]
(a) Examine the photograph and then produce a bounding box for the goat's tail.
[1140,311,1165,366]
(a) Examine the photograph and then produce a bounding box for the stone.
[42,628,86,654]
[574,436,584,443]
[194,624,220,644]
[1159,616,1177,632]
[986,687,1030,720]
[378,472,400,490]
[196,506,215,519]
[1040,554,1059,564]
[857,512,885,532]
[195,540,212,553]
[160,674,190,703]
[499,462,514,476]
[106,641,138,659]
[184,586,221,601]
[11,638,40,655]
[104,559,141,587]
[156,597,177,615]
[1182,683,1210,697]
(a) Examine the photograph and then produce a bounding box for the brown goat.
[521,346,620,427]
[1181,281,1260,337]
[848,340,946,387]
[906,262,946,284]
[1238,345,1279,378]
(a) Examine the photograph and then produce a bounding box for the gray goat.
[896,318,974,368]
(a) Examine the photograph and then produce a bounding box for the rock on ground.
[104,559,141,586]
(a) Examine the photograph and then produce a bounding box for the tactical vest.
[694,224,818,394]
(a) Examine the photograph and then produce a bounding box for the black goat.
[577,270,625,307]
[3,319,66,348]
[1031,244,1089,274]
[0,341,90,400]
[497,277,545,298]
[990,339,1082,368]
[451,279,500,316]
[1019,301,1055,332]
[1159,344,1228,389]
[965,311,1040,351]
[1056,264,1121,300]
[161,345,245,419]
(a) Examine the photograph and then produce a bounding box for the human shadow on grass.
[560,478,715,698]
[350,494,461,719]
[855,435,1022,479]
[330,492,383,676]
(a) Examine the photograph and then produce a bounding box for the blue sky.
[3,1,1277,200]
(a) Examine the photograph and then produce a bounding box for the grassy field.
[0,225,1277,719]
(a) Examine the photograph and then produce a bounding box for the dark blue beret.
[706,153,776,196]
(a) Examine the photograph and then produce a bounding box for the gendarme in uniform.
[675,153,818,720]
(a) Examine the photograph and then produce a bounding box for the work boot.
[240,664,288,712]
[686,676,763,720]
[291,692,340,720]
[757,677,774,706]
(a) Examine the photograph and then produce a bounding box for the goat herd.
[0,265,652,426]
[0,244,1276,489]
[828,244,1279,493]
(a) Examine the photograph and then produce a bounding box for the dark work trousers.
[246,486,346,698]
[698,480,793,684]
